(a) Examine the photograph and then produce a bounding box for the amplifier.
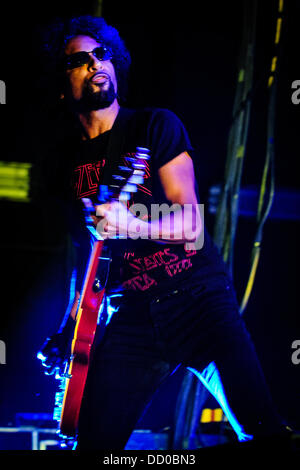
[0,425,169,450]
[0,426,60,450]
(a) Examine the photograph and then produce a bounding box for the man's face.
[63,35,118,111]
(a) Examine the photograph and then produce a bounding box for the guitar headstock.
[99,146,150,202]
[82,147,150,239]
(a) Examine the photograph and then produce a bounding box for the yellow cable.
[240,244,261,313]
[267,0,284,87]
[275,18,282,44]
[257,153,269,219]
[279,0,284,13]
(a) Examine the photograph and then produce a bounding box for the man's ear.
[60,93,65,100]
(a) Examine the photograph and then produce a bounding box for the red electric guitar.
[51,147,150,442]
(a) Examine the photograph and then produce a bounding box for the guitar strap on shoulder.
[106,107,136,164]
[105,106,151,177]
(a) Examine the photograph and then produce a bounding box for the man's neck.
[78,100,120,140]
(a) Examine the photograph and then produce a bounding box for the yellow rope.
[240,243,260,313]
[240,0,283,313]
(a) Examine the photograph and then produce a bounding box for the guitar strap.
[106,107,136,167]
[105,106,151,179]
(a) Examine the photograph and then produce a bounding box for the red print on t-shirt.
[74,160,105,198]
[73,153,152,200]
[122,247,197,292]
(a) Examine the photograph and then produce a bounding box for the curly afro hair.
[39,15,131,105]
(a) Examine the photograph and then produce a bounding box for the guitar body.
[54,240,105,438]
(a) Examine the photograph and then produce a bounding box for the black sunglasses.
[63,45,113,70]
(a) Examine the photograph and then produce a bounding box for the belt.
[150,286,188,305]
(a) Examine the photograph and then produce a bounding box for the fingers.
[95,202,110,217]
[90,214,102,228]
[94,201,129,239]
[95,203,113,238]
[37,334,70,377]
[96,222,112,239]
[40,348,68,377]
[39,354,64,376]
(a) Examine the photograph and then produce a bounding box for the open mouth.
[91,73,109,84]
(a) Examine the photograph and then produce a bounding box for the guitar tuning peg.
[123,156,135,166]
[98,184,113,203]
[128,174,144,185]
[112,174,126,181]
[118,165,132,172]
[119,191,131,201]
[122,183,138,193]
[133,163,146,172]
[136,147,150,160]
[136,147,150,154]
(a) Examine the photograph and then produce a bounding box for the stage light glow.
[188,363,254,442]
[0,161,31,202]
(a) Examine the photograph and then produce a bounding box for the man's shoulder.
[123,106,181,123]
[141,106,181,121]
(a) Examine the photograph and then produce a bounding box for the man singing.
[36,15,286,450]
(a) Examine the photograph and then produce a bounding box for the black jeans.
[76,273,283,450]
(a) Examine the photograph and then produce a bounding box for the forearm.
[132,203,202,244]
[95,199,203,245]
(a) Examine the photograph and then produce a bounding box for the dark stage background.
[0,0,299,441]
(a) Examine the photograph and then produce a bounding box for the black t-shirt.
[33,106,228,302]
